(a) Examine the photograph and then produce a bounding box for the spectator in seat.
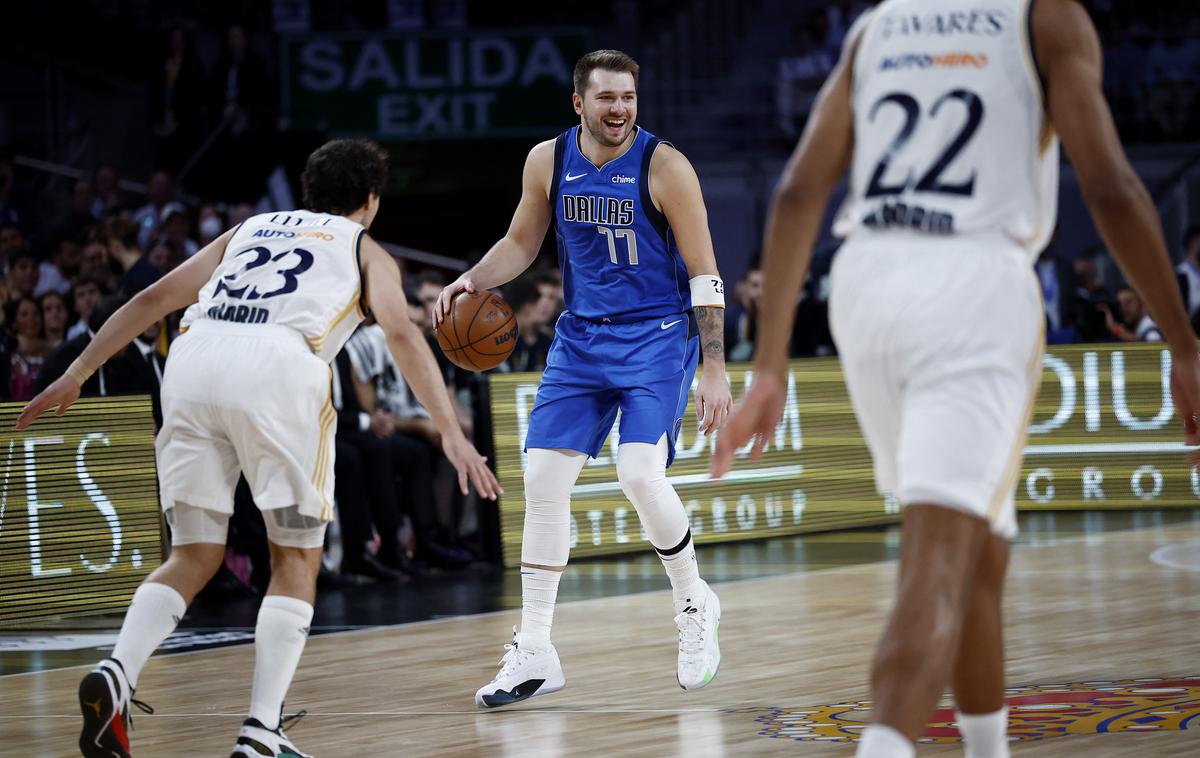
[728,265,763,362]
[100,216,147,276]
[38,294,125,397]
[78,237,120,293]
[3,296,47,400]
[196,204,225,246]
[91,165,124,220]
[107,319,168,426]
[39,290,70,352]
[499,273,555,372]
[1106,286,1163,342]
[1071,251,1117,341]
[131,170,175,250]
[346,321,474,569]
[330,347,414,581]
[67,276,106,341]
[35,235,80,298]
[7,247,40,304]
[158,202,199,257]
[1176,225,1200,322]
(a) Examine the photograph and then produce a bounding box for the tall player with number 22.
[20,139,500,758]
[713,1,1200,757]
[435,50,732,708]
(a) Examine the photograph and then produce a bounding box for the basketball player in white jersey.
[712,2,1200,757]
[19,139,501,758]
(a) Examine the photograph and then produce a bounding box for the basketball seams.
[438,291,518,370]
[463,291,490,343]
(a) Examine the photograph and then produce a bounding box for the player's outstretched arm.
[1036,0,1200,449]
[15,228,234,430]
[649,145,731,434]
[434,140,555,325]
[362,235,502,499]
[711,26,856,477]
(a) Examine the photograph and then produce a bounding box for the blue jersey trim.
[639,138,670,242]
[549,133,567,236]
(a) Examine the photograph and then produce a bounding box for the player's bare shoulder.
[648,142,702,209]
[526,138,557,198]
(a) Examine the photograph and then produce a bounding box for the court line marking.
[2,707,737,718]
[1149,541,1200,572]
[1,549,895,679]
[5,519,1196,680]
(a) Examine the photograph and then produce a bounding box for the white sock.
[657,531,707,612]
[957,707,1010,758]
[110,582,187,688]
[519,566,561,649]
[856,724,915,758]
[249,595,314,730]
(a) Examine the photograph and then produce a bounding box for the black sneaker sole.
[478,678,556,709]
[78,670,129,758]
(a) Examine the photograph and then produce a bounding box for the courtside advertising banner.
[0,397,160,626]
[488,344,1196,564]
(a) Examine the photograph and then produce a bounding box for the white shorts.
[165,502,327,549]
[156,320,337,523]
[829,232,1044,539]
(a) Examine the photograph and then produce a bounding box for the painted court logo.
[738,678,1200,744]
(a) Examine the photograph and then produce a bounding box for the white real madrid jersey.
[833,0,1059,258]
[181,210,367,362]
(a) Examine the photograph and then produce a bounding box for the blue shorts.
[524,312,699,468]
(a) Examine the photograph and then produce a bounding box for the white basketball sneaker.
[474,627,566,709]
[675,585,721,690]
[230,713,312,758]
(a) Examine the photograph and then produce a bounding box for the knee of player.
[524,475,571,509]
[615,459,664,501]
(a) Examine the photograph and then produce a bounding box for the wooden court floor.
[5,518,1200,756]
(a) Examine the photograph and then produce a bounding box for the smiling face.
[574,69,638,149]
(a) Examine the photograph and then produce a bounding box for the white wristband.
[689,275,725,308]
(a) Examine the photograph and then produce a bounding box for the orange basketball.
[435,290,519,371]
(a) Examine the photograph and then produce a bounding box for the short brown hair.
[302,138,389,215]
[573,49,639,95]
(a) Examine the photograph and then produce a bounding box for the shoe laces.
[495,627,537,678]
[279,709,307,733]
[122,694,154,733]
[674,609,705,660]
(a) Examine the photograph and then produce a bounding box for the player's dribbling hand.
[1169,348,1200,463]
[696,369,732,437]
[441,432,504,500]
[710,371,787,479]
[433,277,477,327]
[15,376,81,431]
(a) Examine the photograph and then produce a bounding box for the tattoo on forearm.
[695,306,725,361]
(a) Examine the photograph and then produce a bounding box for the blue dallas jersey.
[550,125,691,323]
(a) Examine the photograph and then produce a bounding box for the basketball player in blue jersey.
[714,2,1200,757]
[435,50,732,707]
